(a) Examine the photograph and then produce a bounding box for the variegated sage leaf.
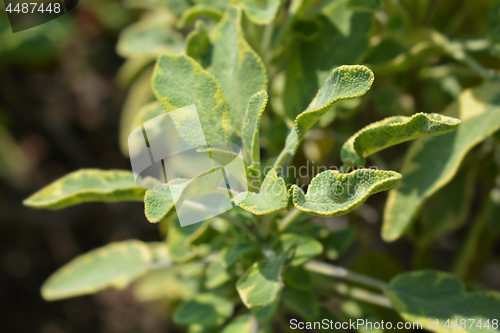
[281,65,374,159]
[385,270,500,333]
[290,169,401,216]
[243,0,281,25]
[279,233,323,266]
[383,82,500,241]
[42,240,153,301]
[341,113,461,166]
[210,6,268,132]
[233,169,287,215]
[284,3,374,121]
[24,170,145,210]
[237,245,297,308]
[144,167,227,223]
[173,293,233,326]
[152,54,233,144]
[242,91,268,164]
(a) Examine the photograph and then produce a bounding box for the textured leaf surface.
[383,83,500,241]
[283,65,374,156]
[279,233,323,266]
[42,240,152,301]
[173,293,233,326]
[152,54,233,144]
[237,245,296,308]
[290,169,401,216]
[284,5,373,121]
[242,91,268,164]
[144,167,226,223]
[341,113,461,166]
[386,270,500,333]
[24,170,145,210]
[178,5,223,28]
[210,7,268,131]
[243,0,281,25]
[233,169,287,215]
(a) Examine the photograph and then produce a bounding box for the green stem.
[278,208,302,232]
[304,260,387,290]
[333,283,393,309]
[273,148,290,169]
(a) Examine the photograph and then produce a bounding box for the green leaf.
[210,6,268,131]
[242,91,269,164]
[167,218,210,262]
[205,259,232,289]
[186,21,212,68]
[116,12,183,59]
[195,146,248,186]
[233,169,287,215]
[134,263,204,301]
[152,54,233,145]
[24,169,145,210]
[341,113,461,166]
[178,5,224,28]
[346,0,383,12]
[237,245,296,308]
[279,233,323,266]
[420,164,476,245]
[42,240,152,301]
[129,101,166,132]
[290,169,401,216]
[144,166,227,223]
[283,65,374,157]
[173,293,233,327]
[385,270,500,333]
[284,4,374,122]
[383,82,500,241]
[282,285,319,319]
[243,0,282,25]
[222,315,258,333]
[284,265,313,290]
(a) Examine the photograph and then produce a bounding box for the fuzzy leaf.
[242,91,268,164]
[210,7,268,131]
[42,240,152,301]
[152,54,233,144]
[233,169,287,215]
[383,82,500,241]
[279,233,323,266]
[386,270,500,333]
[290,169,401,216]
[144,167,227,223]
[283,65,374,157]
[222,315,258,333]
[173,293,233,327]
[237,245,297,308]
[24,169,145,210]
[243,0,281,25]
[341,113,461,166]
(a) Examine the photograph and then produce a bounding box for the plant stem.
[304,260,387,290]
[278,208,302,232]
[333,283,393,309]
[273,148,290,169]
